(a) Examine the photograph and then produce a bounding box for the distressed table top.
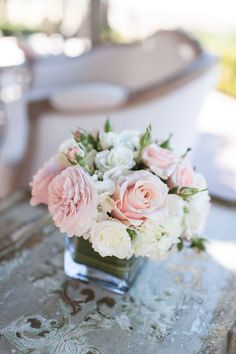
[0,190,236,354]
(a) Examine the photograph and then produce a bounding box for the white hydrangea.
[90,221,132,258]
[133,195,185,259]
[95,146,135,172]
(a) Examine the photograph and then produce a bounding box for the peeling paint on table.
[0,190,236,353]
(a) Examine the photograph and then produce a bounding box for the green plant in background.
[195,32,236,98]
[0,22,39,36]
[100,27,127,44]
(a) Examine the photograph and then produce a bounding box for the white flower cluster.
[51,123,210,260]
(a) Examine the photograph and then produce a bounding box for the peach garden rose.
[30,156,65,206]
[48,166,97,237]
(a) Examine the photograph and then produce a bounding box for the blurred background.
[0,0,236,202]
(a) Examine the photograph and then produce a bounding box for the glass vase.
[64,236,145,294]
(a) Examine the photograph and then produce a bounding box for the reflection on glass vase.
[64,236,145,294]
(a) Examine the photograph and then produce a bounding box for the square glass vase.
[64,236,145,294]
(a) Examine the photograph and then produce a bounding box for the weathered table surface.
[0,190,236,354]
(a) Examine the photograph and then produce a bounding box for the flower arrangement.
[31,120,210,260]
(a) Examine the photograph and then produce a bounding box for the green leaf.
[127,229,137,240]
[87,133,100,150]
[159,134,173,149]
[190,237,207,252]
[80,131,89,146]
[177,187,207,201]
[183,205,189,214]
[104,118,113,133]
[66,155,77,165]
[72,129,87,145]
[131,161,146,171]
[73,128,100,152]
[169,187,178,195]
[140,124,152,149]
[74,155,94,175]
[177,239,184,251]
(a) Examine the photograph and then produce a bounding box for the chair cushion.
[50,82,129,112]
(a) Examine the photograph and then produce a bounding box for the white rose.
[90,221,132,258]
[94,179,116,218]
[184,191,210,238]
[95,179,115,196]
[118,130,140,150]
[103,166,130,180]
[95,146,135,172]
[133,195,185,259]
[99,132,118,150]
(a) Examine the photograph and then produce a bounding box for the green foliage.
[177,237,207,253]
[159,134,173,149]
[79,131,89,146]
[218,55,236,98]
[127,229,137,240]
[73,129,99,151]
[169,187,178,195]
[131,160,146,171]
[104,118,113,133]
[174,187,207,201]
[177,239,184,251]
[0,22,38,36]
[140,125,152,150]
[183,205,189,214]
[100,27,127,44]
[195,31,236,98]
[190,237,207,252]
[78,155,94,175]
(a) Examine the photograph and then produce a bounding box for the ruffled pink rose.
[111,170,168,226]
[48,166,97,237]
[141,143,178,179]
[168,161,195,189]
[30,156,64,206]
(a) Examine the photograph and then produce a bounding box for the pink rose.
[111,170,168,226]
[67,146,84,164]
[30,156,64,206]
[141,143,178,179]
[48,166,97,237]
[168,161,195,189]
